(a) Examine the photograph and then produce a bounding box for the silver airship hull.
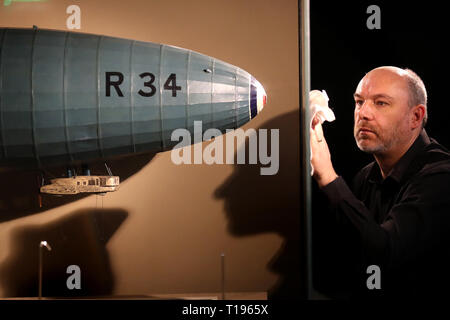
[0,28,267,169]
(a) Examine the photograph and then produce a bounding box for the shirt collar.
[368,129,431,185]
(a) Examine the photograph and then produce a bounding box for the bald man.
[311,66,450,299]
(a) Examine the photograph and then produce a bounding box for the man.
[310,66,450,299]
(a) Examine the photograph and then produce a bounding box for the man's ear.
[411,104,426,129]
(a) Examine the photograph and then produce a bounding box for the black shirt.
[320,129,450,299]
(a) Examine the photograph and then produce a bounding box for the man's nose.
[356,101,374,120]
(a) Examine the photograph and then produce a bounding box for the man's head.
[353,66,427,155]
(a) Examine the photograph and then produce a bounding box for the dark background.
[310,1,449,297]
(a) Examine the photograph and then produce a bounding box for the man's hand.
[310,115,338,188]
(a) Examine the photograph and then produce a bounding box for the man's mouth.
[358,127,376,135]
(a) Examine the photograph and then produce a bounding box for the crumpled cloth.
[310,89,335,126]
[310,89,336,176]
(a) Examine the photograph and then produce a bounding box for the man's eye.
[376,101,388,106]
[355,100,364,106]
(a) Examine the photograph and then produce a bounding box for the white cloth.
[310,90,336,176]
[309,90,335,126]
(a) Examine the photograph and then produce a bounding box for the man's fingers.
[311,115,320,129]
[314,122,324,142]
[310,128,317,147]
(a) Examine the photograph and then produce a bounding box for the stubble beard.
[354,123,405,155]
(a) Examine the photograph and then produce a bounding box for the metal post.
[38,241,52,300]
[220,253,225,300]
[38,244,43,300]
[300,0,313,299]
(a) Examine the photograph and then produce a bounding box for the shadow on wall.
[215,109,303,299]
[0,152,156,223]
[0,208,128,298]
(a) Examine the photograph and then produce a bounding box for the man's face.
[353,68,412,155]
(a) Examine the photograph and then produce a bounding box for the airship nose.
[250,78,267,119]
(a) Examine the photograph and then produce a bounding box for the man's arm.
[310,118,338,187]
[320,172,450,268]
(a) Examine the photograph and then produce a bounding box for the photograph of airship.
[0,27,267,195]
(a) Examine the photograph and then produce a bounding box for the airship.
[0,28,267,194]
